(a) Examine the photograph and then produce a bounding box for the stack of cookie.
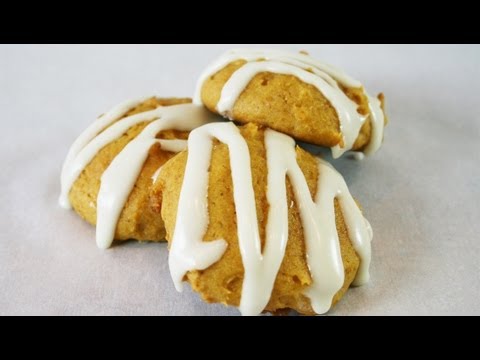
[59,49,387,316]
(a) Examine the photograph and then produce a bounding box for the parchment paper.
[1,44,479,315]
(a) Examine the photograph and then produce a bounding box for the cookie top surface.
[155,122,372,315]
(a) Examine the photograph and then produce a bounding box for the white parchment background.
[0,44,479,315]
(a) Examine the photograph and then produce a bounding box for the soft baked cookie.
[195,49,387,158]
[153,122,372,315]
[59,97,219,249]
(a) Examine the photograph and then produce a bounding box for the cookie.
[195,49,387,158]
[59,97,219,249]
[153,122,372,315]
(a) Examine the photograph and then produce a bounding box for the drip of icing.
[194,49,385,158]
[348,151,366,161]
[60,99,217,249]
[363,95,385,155]
[169,122,372,316]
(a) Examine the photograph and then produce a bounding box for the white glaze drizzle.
[194,49,385,158]
[60,99,217,249]
[60,97,149,209]
[169,122,372,316]
[363,95,385,155]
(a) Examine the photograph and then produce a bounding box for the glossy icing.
[60,98,216,248]
[195,49,385,158]
[169,122,372,315]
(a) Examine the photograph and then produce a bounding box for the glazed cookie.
[153,122,372,315]
[195,49,387,158]
[59,97,219,249]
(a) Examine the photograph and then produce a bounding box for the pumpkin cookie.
[59,97,219,248]
[195,49,387,158]
[153,122,372,315]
